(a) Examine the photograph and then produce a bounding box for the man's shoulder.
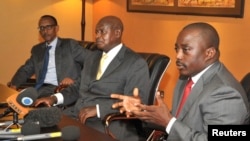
[33,42,45,50]
[58,38,79,43]
[56,38,83,49]
[122,45,145,60]
[121,45,148,66]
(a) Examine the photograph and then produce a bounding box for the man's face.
[38,17,58,43]
[95,22,119,52]
[175,29,208,77]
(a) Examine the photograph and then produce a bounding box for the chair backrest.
[138,53,170,105]
[240,72,250,103]
[79,41,171,105]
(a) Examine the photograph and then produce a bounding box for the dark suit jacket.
[11,38,85,96]
[62,45,150,141]
[168,61,250,141]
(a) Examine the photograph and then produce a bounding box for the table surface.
[42,115,117,141]
[0,108,117,141]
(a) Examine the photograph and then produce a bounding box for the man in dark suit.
[111,22,250,141]
[34,16,150,141]
[9,15,85,97]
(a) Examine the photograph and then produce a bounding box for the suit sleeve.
[68,39,86,67]
[168,86,249,141]
[10,48,36,87]
[98,57,150,119]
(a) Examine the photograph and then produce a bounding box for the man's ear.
[55,25,59,32]
[205,47,216,60]
[115,29,121,37]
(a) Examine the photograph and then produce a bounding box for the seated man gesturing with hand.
[111,22,250,141]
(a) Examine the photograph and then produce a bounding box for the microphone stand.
[0,108,22,130]
[4,111,22,130]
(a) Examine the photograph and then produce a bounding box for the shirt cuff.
[96,104,100,118]
[53,93,64,105]
[166,117,176,134]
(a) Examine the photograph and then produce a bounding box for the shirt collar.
[103,43,123,57]
[46,37,58,49]
[191,63,214,84]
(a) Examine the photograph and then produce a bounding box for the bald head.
[98,16,124,33]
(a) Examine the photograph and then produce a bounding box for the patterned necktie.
[35,45,52,89]
[96,53,108,80]
[176,78,194,117]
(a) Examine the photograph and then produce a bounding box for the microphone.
[21,120,40,135]
[23,106,62,127]
[16,126,80,141]
[16,88,38,107]
[5,87,38,115]
[61,126,81,141]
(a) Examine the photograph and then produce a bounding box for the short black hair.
[183,22,219,49]
[40,15,58,25]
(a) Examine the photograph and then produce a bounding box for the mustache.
[176,60,186,67]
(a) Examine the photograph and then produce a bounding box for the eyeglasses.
[38,24,56,31]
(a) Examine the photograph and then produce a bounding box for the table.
[41,115,117,141]
[0,84,116,141]
[0,109,117,141]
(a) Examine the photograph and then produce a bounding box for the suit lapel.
[37,43,48,74]
[172,75,188,116]
[91,51,103,80]
[177,62,220,119]
[178,80,204,119]
[55,38,62,80]
[101,46,125,78]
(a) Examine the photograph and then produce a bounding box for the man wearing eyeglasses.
[9,15,85,98]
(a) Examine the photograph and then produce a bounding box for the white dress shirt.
[44,37,59,86]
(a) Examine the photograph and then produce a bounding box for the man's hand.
[111,88,142,117]
[78,106,97,124]
[59,77,74,86]
[131,92,173,128]
[34,96,57,107]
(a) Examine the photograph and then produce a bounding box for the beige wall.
[1,0,250,107]
[92,0,250,107]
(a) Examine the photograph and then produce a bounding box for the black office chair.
[103,52,171,140]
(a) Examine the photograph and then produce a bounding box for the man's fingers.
[120,107,126,113]
[112,101,123,108]
[133,88,139,97]
[155,91,164,105]
[110,94,124,99]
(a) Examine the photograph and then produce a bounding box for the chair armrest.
[103,90,165,139]
[7,78,36,91]
[103,113,139,139]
